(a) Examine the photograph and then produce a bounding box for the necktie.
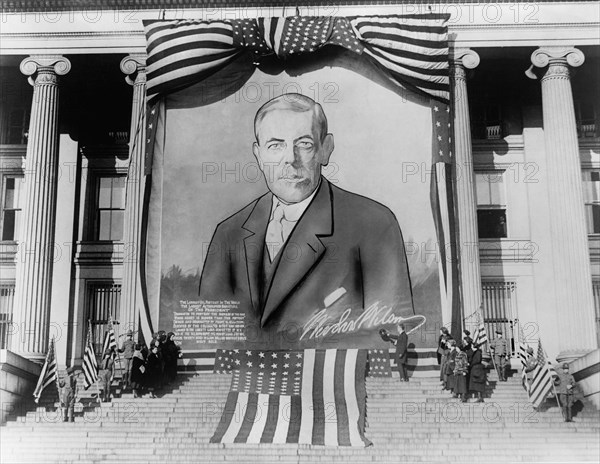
[266,203,285,261]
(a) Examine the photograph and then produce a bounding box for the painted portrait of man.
[199,93,415,346]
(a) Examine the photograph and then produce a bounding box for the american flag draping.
[367,349,393,377]
[143,14,450,105]
[210,349,371,446]
[528,339,556,408]
[101,316,118,360]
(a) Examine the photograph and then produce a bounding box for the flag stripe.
[247,393,270,443]
[286,395,302,443]
[334,349,351,446]
[298,349,315,444]
[209,391,238,443]
[311,350,326,446]
[260,394,281,443]
[323,349,338,446]
[221,391,248,443]
[235,392,259,443]
[345,349,363,447]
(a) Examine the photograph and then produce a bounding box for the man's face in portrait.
[253,108,334,204]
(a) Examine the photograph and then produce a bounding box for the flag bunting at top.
[143,14,450,105]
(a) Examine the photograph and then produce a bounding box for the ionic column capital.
[450,48,480,81]
[120,54,147,86]
[530,46,585,69]
[20,55,71,85]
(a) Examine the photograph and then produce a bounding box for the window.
[583,170,600,234]
[471,102,502,140]
[575,100,597,138]
[1,176,24,241]
[0,77,31,145]
[86,282,122,354]
[92,175,126,241]
[0,284,15,349]
[475,171,507,239]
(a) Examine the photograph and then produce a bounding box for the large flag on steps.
[528,339,555,408]
[33,338,58,403]
[83,322,99,390]
[210,349,371,446]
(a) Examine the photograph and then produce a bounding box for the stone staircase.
[1,369,598,463]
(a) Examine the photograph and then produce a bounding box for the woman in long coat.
[145,346,161,398]
[453,346,469,402]
[444,340,457,392]
[469,343,486,402]
[130,344,146,398]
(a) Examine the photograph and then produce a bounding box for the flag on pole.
[210,349,371,446]
[472,311,488,347]
[528,339,554,408]
[33,338,58,403]
[518,340,529,392]
[83,322,99,390]
[101,316,118,360]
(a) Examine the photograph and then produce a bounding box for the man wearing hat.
[119,330,135,389]
[58,368,78,422]
[554,362,576,422]
[390,323,409,382]
[489,329,509,381]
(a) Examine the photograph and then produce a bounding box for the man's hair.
[254,93,328,143]
[398,323,405,331]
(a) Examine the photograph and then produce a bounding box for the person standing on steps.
[390,323,409,382]
[98,347,115,402]
[118,330,135,390]
[524,347,538,389]
[146,345,161,398]
[554,362,576,422]
[445,340,457,394]
[489,329,509,381]
[468,343,486,402]
[130,344,146,398]
[453,345,469,402]
[58,371,77,422]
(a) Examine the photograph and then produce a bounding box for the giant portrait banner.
[141,14,456,353]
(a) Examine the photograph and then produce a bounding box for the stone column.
[451,49,483,327]
[12,56,71,358]
[529,47,596,352]
[119,55,147,334]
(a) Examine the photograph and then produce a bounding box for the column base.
[0,349,42,424]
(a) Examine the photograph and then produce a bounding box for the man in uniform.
[489,329,509,381]
[554,362,576,422]
[118,330,135,389]
[58,372,77,422]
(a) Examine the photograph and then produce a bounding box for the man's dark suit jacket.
[390,332,409,365]
[199,177,414,348]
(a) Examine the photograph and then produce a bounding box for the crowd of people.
[438,327,487,403]
[100,330,182,401]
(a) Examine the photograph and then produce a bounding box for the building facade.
[0,1,598,382]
